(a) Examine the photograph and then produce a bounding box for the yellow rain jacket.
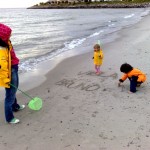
[93,49,104,65]
[0,42,11,88]
[121,68,146,83]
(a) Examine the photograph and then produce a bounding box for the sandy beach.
[0,12,150,150]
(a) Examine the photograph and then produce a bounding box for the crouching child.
[118,63,146,93]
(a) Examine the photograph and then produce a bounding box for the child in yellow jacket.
[93,44,104,75]
[118,63,146,93]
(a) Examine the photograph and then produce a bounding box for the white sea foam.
[64,38,86,49]
[108,24,115,27]
[88,30,104,38]
[124,13,135,19]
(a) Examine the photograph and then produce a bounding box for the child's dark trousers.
[129,76,142,93]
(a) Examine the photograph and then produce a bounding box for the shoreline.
[0,12,150,150]
[28,2,150,9]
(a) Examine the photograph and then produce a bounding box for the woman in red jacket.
[118,63,146,93]
[0,23,25,124]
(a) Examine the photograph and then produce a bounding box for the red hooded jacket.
[0,23,19,66]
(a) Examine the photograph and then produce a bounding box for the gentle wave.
[124,13,135,19]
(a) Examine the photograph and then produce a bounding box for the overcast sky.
[0,0,48,8]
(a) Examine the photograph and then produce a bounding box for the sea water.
[0,8,149,74]
[0,8,149,97]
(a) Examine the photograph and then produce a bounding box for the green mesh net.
[28,97,42,110]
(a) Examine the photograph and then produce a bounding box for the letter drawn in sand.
[56,79,100,92]
[68,83,86,90]
[85,84,100,91]
[55,79,74,87]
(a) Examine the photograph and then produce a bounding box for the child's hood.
[0,23,12,43]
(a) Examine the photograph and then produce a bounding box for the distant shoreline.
[28,2,150,9]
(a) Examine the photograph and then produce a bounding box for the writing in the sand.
[55,79,100,91]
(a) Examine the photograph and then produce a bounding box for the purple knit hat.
[0,23,12,43]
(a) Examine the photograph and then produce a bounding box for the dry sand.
[0,13,150,150]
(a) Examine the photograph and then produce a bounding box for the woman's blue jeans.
[5,67,20,122]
